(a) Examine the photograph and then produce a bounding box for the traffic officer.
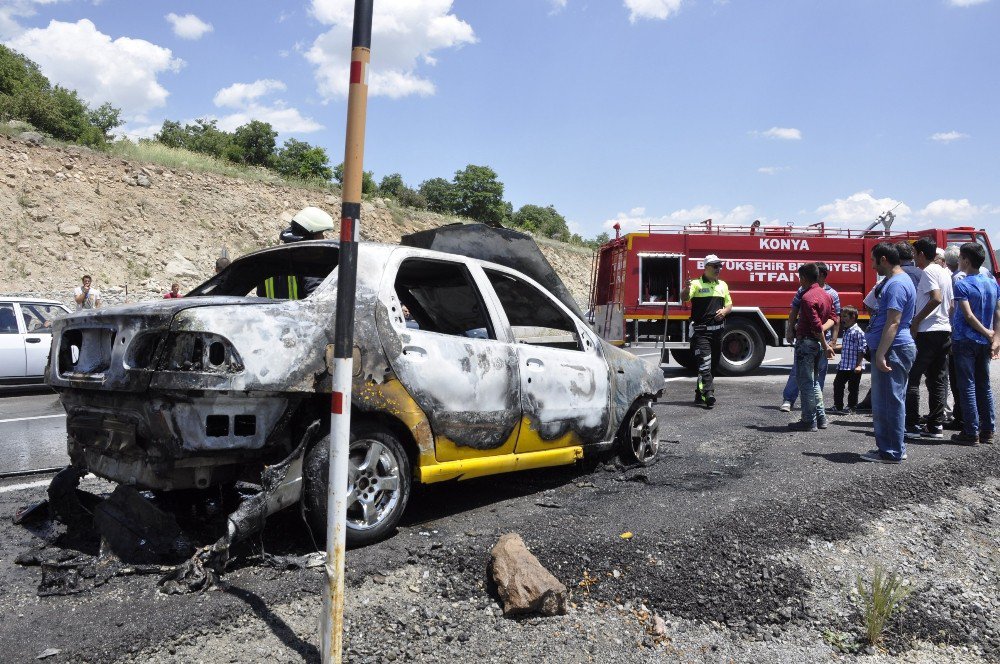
[683,254,732,409]
[260,206,335,299]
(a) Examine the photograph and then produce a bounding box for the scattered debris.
[35,648,61,660]
[620,531,633,540]
[489,533,568,617]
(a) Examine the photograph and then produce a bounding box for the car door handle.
[402,345,427,359]
[526,358,544,370]
[25,338,43,344]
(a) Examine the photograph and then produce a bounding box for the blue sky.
[3,0,998,240]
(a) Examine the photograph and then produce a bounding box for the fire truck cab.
[588,220,996,376]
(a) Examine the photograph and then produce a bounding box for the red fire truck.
[588,219,997,376]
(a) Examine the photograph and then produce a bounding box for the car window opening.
[484,269,583,351]
[0,304,17,334]
[394,259,495,340]
[187,244,340,300]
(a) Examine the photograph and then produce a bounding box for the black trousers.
[833,370,862,410]
[905,331,952,428]
[691,329,721,398]
[948,350,963,425]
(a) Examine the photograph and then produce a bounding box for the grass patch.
[855,566,912,647]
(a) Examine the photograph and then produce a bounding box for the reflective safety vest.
[687,277,732,327]
[260,275,303,300]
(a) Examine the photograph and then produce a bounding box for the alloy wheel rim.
[630,404,659,462]
[346,439,401,530]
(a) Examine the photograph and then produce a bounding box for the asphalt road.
[0,349,998,662]
[0,390,68,475]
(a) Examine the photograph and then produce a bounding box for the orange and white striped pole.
[321,1,372,662]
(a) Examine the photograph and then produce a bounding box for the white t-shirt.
[915,263,953,332]
[74,286,100,310]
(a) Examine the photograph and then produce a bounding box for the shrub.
[274,138,334,181]
[855,566,912,646]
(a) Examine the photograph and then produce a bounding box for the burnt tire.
[616,399,660,466]
[715,318,766,377]
[303,422,412,548]
[670,349,699,373]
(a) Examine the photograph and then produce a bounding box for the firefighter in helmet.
[683,254,732,409]
[259,206,335,299]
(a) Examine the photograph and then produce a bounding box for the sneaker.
[980,431,994,445]
[922,425,944,440]
[817,417,828,429]
[705,394,716,409]
[860,450,902,464]
[779,401,791,413]
[828,407,849,415]
[951,432,980,446]
[944,419,964,431]
[904,425,925,440]
[788,420,818,432]
[918,414,928,425]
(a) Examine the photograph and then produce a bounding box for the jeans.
[795,339,826,424]
[905,331,951,428]
[871,344,916,461]
[691,329,721,399]
[953,340,995,436]
[833,369,862,410]
[783,344,829,406]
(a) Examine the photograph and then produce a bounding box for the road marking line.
[663,376,690,382]
[0,414,65,424]
[0,479,50,494]
[763,358,787,363]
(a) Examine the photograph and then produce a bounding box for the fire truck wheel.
[669,349,699,373]
[716,318,766,377]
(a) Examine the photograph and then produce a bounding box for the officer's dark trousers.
[691,328,721,398]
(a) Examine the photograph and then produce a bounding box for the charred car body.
[48,225,664,546]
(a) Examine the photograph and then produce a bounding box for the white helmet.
[292,206,335,233]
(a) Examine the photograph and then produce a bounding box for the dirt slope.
[0,134,594,306]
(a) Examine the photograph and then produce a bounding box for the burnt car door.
[480,267,611,453]
[379,253,522,461]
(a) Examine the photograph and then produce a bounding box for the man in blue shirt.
[950,242,1000,446]
[779,263,840,412]
[861,243,917,464]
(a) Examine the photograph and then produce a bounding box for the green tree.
[87,102,123,139]
[274,138,334,180]
[378,172,405,199]
[332,162,376,194]
[154,120,187,148]
[228,120,277,167]
[184,118,232,158]
[418,177,457,214]
[396,186,428,210]
[511,204,570,241]
[452,164,506,226]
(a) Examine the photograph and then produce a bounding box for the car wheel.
[617,399,659,466]
[303,422,412,547]
[669,349,699,373]
[715,318,766,377]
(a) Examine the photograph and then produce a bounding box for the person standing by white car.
[74,274,101,310]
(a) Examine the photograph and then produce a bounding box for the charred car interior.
[38,225,664,586]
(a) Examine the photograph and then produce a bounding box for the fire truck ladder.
[606,243,627,342]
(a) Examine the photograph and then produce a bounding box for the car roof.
[0,296,68,306]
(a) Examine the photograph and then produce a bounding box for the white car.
[0,297,70,387]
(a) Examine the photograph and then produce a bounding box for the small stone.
[58,223,81,236]
[136,173,151,187]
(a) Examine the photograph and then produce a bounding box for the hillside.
[0,132,595,307]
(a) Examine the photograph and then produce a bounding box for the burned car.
[47,225,664,547]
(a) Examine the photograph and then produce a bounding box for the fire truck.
[588,218,997,376]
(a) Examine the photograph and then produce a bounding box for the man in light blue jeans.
[862,243,917,463]
[787,263,836,432]
[780,263,840,412]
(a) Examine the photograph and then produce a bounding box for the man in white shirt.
[905,238,954,439]
[74,274,101,310]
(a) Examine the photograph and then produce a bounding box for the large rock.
[164,252,201,278]
[489,533,568,617]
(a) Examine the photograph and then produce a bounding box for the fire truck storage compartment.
[638,253,682,304]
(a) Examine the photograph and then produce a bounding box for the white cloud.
[919,198,997,222]
[549,0,568,11]
[7,19,182,118]
[930,130,969,143]
[815,191,911,226]
[755,126,802,140]
[604,203,761,232]
[949,0,989,6]
[757,166,788,175]
[0,0,66,40]
[624,0,683,23]
[306,0,477,100]
[121,122,163,142]
[213,79,322,133]
[165,13,213,40]
[213,79,286,108]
